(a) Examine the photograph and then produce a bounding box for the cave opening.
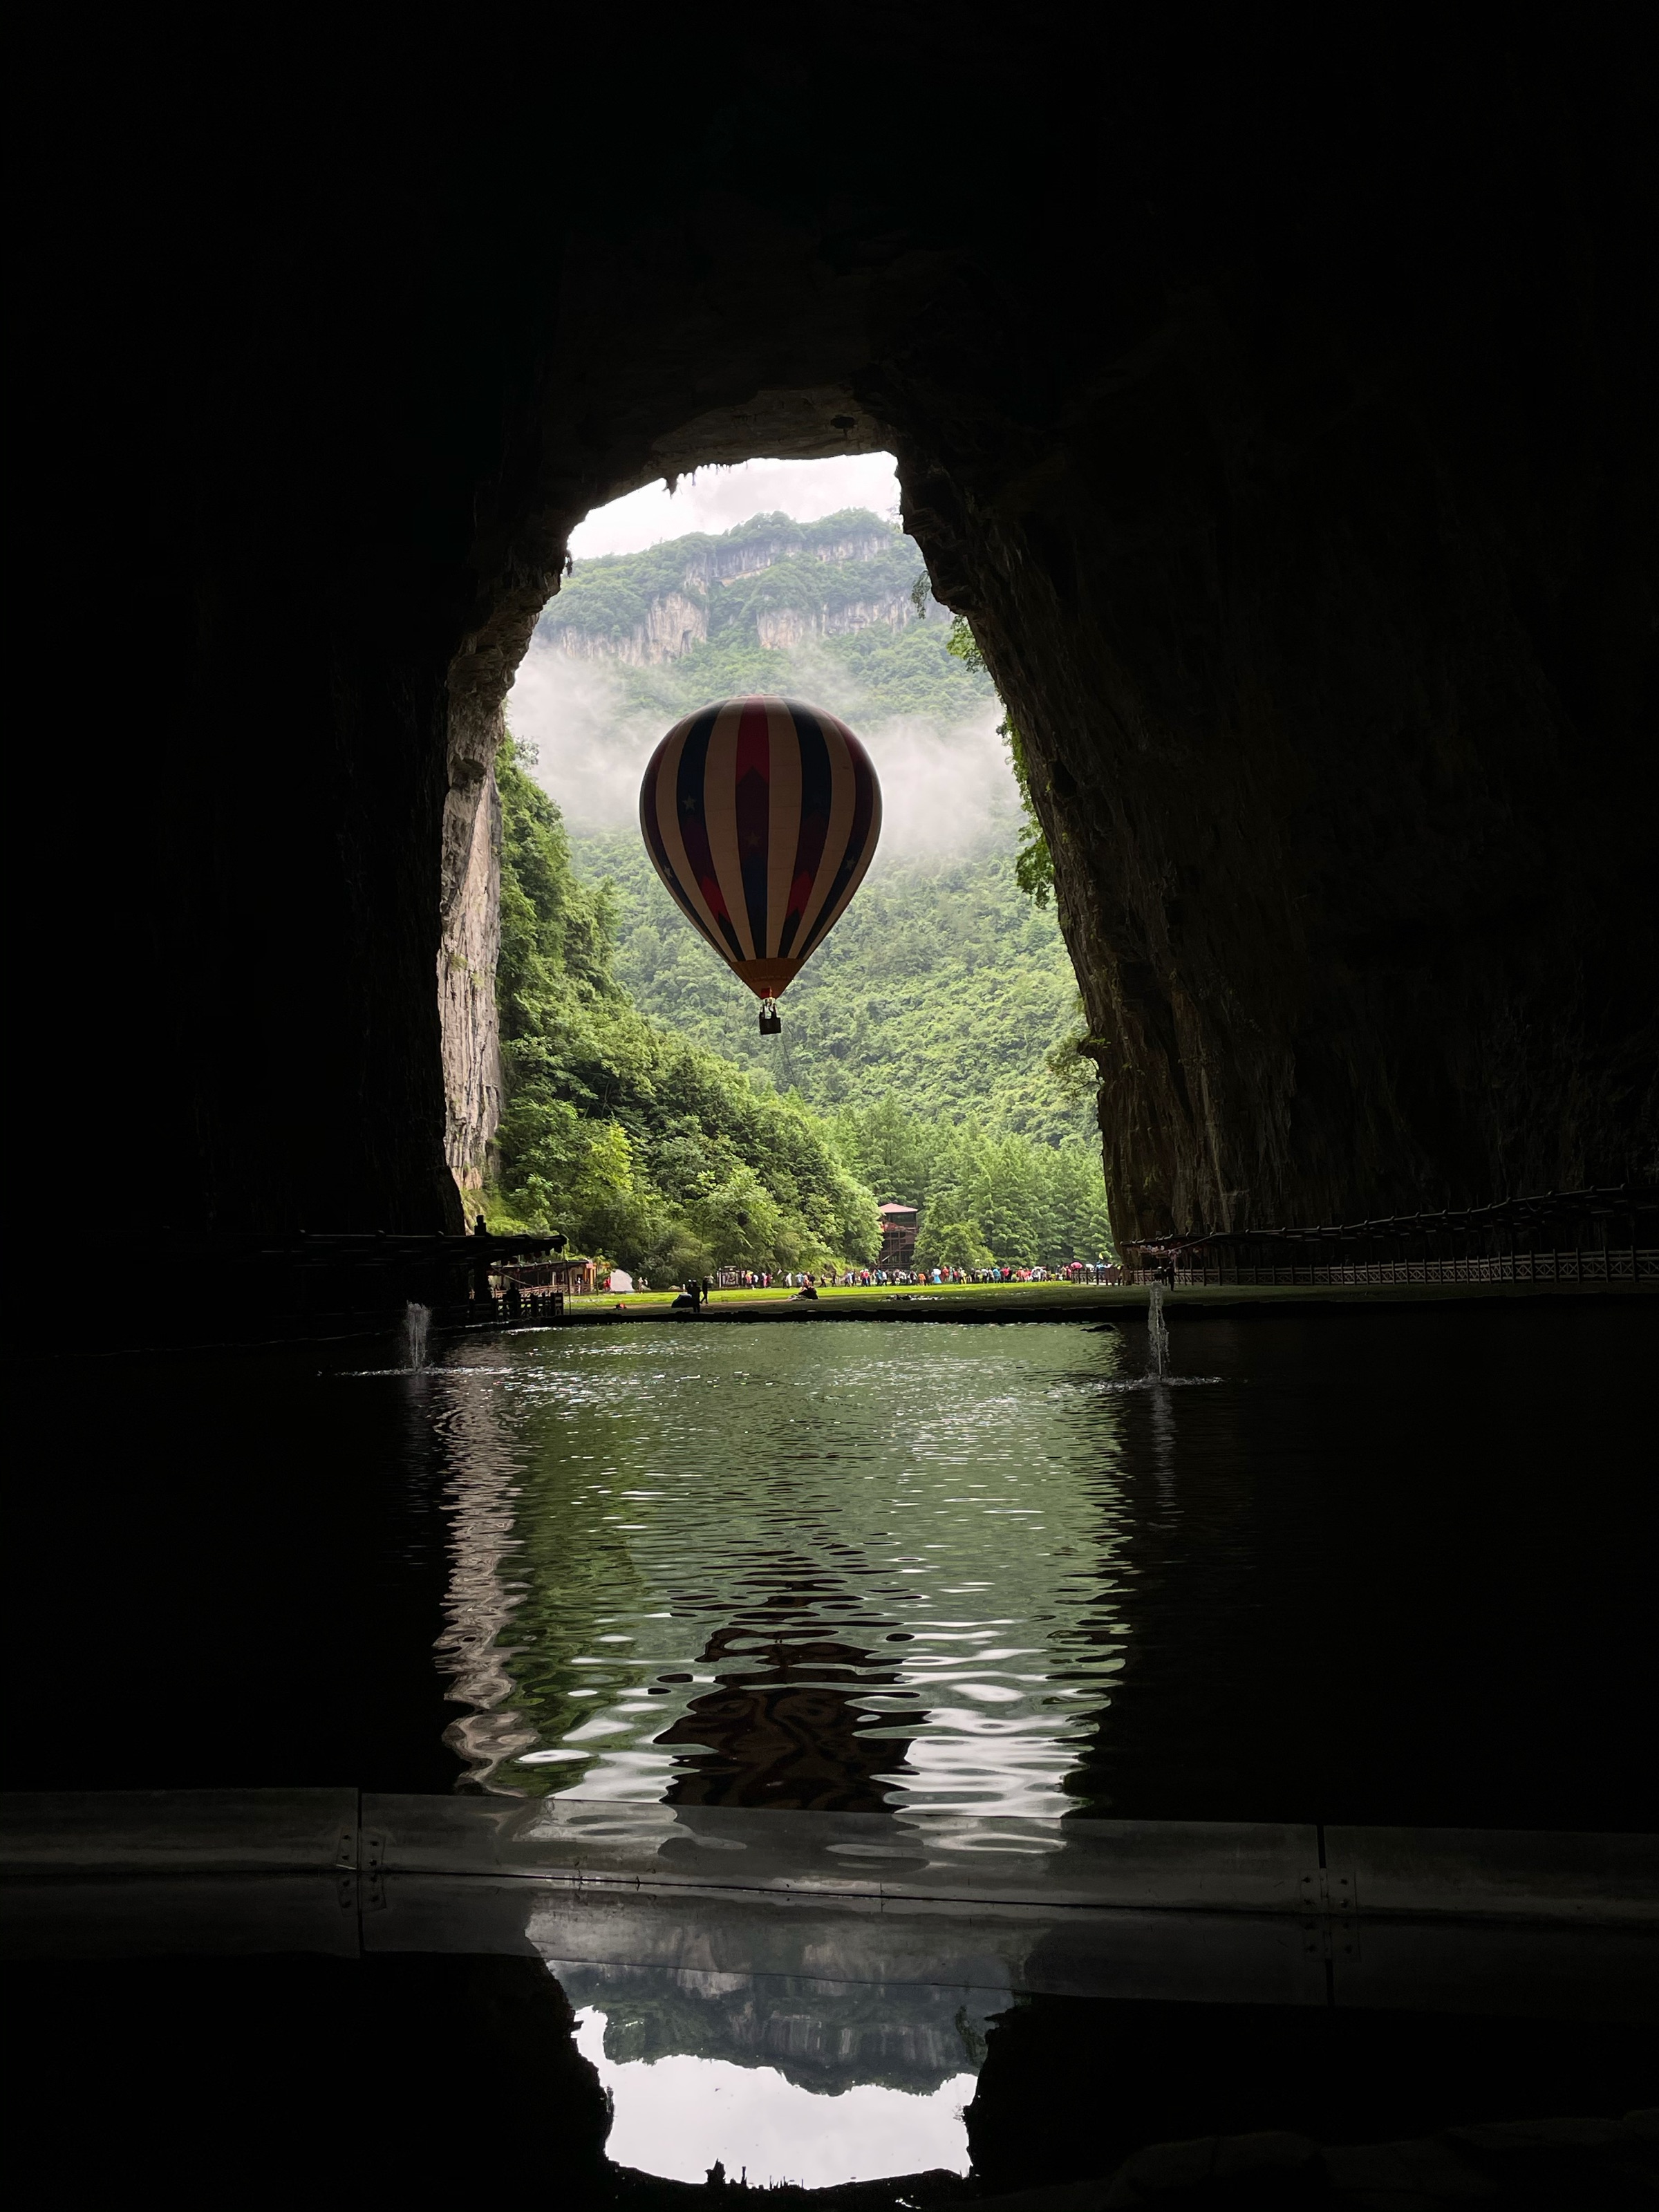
[17,19,1655,2200]
[445,442,1109,1289]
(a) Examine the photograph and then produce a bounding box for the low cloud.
[508,453,1022,868]
[505,645,665,829]
[859,707,1021,865]
[505,644,1020,866]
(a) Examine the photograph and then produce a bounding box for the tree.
[913,1216,993,1271]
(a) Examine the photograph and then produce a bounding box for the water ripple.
[434,1322,1151,1812]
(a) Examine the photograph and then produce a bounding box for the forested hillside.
[569,830,1093,1143]
[487,742,1115,1273]
[487,740,877,1278]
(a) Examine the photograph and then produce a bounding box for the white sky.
[511,449,1019,861]
[574,2009,974,2187]
[568,453,903,559]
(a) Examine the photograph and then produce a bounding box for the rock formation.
[24,19,1654,1265]
[537,514,919,668]
[549,588,709,666]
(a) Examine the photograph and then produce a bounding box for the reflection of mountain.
[552,1960,997,2097]
[433,1373,541,1790]
[661,1601,912,1811]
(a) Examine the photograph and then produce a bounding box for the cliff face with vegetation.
[451,507,1034,1219]
[536,511,922,666]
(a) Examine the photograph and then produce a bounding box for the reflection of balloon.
[639,695,881,1033]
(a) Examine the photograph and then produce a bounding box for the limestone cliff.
[754,597,909,650]
[440,696,503,1211]
[539,512,920,669]
[551,588,707,666]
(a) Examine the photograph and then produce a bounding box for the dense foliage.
[570,832,1095,1143]
[491,744,1115,1273]
[830,1098,1114,1269]
[490,740,879,1277]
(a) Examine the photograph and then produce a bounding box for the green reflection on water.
[435,1322,1137,1812]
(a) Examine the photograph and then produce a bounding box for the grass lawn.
[559,1275,1644,1322]
[563,1278,1093,1315]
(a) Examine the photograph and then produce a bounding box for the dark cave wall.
[26,21,1654,1251]
[894,246,1656,1235]
[468,34,1656,1241]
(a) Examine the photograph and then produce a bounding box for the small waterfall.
[1147,1280,1170,1381]
[404,1300,432,1372]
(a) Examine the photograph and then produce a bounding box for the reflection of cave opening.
[661,1577,914,1810]
[561,1965,986,2188]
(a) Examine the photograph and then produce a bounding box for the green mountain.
[489,742,1114,1273]
[497,506,1108,1271]
[489,740,876,1280]
[538,507,995,729]
[568,830,1093,1144]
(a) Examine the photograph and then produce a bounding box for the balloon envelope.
[639,695,881,1000]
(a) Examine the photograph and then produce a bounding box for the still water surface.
[433,1321,1177,1808]
[405,1307,1655,1826]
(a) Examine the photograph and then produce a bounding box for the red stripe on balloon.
[734,698,772,954]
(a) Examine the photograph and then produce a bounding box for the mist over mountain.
[505,508,1022,861]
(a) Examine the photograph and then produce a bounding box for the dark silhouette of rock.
[20,20,1654,1284]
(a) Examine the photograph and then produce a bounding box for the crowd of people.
[747,1262,1124,1288]
[634,1259,1127,1305]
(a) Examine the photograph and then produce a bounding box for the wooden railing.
[1125,1250,1656,1289]
[447,1291,565,1325]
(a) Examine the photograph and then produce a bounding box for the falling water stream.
[1146,1281,1170,1380]
[403,1301,431,1373]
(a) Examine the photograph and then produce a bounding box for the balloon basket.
[758,1000,782,1036]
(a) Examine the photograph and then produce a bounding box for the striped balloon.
[639,696,881,1022]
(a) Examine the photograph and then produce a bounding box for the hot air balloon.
[639,695,881,1033]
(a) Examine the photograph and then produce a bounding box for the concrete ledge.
[361,1800,1319,1914]
[1327,1824,1657,1923]
[4,1797,1654,2018]
[1,1873,361,1960]
[3,1797,1652,1924]
[0,1788,357,1874]
[8,1875,1652,2019]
